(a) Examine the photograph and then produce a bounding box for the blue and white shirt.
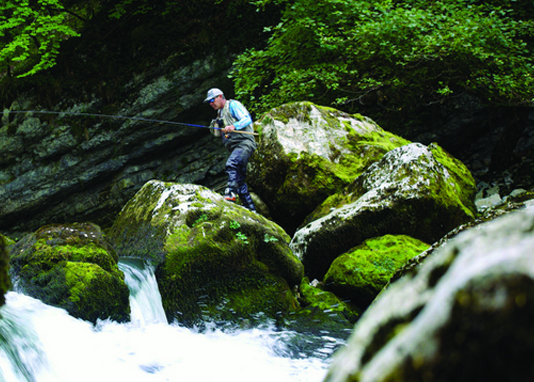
[219,99,257,152]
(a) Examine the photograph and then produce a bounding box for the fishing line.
[3,110,259,136]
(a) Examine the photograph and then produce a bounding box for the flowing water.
[0,259,347,382]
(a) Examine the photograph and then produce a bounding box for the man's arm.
[229,101,253,130]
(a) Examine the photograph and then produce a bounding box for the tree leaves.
[233,0,534,117]
[0,0,80,77]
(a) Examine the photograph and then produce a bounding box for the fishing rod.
[3,110,259,136]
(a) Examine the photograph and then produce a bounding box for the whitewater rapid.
[0,260,345,382]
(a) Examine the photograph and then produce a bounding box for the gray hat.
[204,88,224,102]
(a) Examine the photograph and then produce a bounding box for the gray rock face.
[0,55,233,238]
[324,205,534,382]
[290,142,477,279]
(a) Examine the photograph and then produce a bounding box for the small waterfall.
[0,259,345,382]
[118,258,167,325]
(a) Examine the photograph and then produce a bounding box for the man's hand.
[223,125,236,133]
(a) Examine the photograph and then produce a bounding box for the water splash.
[0,260,345,382]
[118,258,167,326]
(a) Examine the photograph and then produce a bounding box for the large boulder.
[291,142,477,279]
[0,233,11,307]
[324,204,534,382]
[248,102,410,235]
[107,180,304,326]
[323,234,430,310]
[9,222,130,323]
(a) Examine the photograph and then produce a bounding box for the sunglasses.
[209,96,218,103]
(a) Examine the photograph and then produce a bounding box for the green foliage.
[229,220,249,244]
[232,0,534,118]
[192,213,209,227]
[235,231,249,244]
[0,0,279,107]
[263,233,279,243]
[0,0,81,77]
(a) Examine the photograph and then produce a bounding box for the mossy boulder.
[249,101,410,234]
[10,223,130,323]
[0,233,11,307]
[324,203,534,382]
[291,142,477,279]
[323,235,430,310]
[107,180,304,326]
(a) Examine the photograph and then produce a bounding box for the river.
[0,259,347,382]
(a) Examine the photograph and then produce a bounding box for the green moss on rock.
[292,143,477,279]
[63,261,130,323]
[158,210,303,326]
[429,142,477,214]
[324,235,430,309]
[265,101,314,125]
[10,222,130,323]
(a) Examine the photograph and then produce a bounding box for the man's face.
[209,95,224,110]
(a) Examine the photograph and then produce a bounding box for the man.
[204,88,257,212]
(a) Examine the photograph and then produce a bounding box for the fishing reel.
[209,119,225,137]
[214,119,230,138]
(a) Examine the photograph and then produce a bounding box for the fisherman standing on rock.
[204,88,257,212]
